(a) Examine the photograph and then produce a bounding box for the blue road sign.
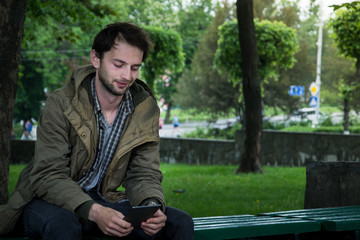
[309,96,318,107]
[289,86,305,96]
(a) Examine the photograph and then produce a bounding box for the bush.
[184,122,243,140]
[321,116,334,127]
[13,124,23,139]
[262,121,286,130]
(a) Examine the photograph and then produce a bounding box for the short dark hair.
[92,22,152,62]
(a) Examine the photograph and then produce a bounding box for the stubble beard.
[98,71,126,97]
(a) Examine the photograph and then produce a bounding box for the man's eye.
[132,67,139,71]
[115,64,124,68]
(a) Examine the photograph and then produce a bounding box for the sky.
[296,0,355,20]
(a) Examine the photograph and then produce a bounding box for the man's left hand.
[141,209,167,236]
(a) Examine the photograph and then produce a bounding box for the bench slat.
[194,215,321,240]
[259,205,360,231]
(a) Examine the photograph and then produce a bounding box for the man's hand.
[88,203,134,237]
[141,209,167,236]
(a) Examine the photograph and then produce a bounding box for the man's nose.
[121,67,131,80]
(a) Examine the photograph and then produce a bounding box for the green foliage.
[141,26,185,91]
[329,3,360,113]
[14,60,46,122]
[175,0,214,66]
[24,0,117,46]
[119,0,179,28]
[339,78,356,100]
[262,121,287,130]
[282,125,360,134]
[214,19,299,83]
[160,108,216,123]
[14,1,117,121]
[12,124,24,140]
[258,1,317,112]
[183,122,242,140]
[330,3,360,60]
[175,3,242,119]
[321,24,355,107]
[330,1,360,11]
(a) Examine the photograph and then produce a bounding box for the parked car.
[288,107,324,124]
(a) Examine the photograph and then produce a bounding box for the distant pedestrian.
[25,120,33,133]
[21,129,33,140]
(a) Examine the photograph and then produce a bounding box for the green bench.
[193,214,321,240]
[259,205,360,240]
[2,206,360,240]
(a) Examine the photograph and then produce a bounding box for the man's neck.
[95,79,123,126]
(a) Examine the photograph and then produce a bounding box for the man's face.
[92,41,143,97]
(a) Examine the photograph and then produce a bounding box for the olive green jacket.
[0,65,165,234]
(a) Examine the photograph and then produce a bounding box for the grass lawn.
[9,164,305,218]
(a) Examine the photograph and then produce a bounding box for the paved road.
[159,119,231,138]
[159,123,199,138]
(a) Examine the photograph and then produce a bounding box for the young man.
[0,22,194,239]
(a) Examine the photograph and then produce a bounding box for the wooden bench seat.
[3,206,360,240]
[259,205,360,232]
[193,214,321,240]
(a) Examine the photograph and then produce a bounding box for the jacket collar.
[70,65,156,110]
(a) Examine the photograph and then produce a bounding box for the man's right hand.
[88,203,134,237]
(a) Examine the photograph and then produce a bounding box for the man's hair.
[92,22,152,62]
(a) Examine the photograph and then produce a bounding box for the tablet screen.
[123,204,161,228]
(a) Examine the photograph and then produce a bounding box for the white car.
[288,107,324,124]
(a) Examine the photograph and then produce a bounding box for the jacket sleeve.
[29,93,92,214]
[122,140,166,211]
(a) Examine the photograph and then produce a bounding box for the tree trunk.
[165,102,172,124]
[343,97,350,133]
[356,59,360,84]
[235,0,263,174]
[0,0,27,203]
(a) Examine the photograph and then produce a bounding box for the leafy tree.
[235,0,263,173]
[215,2,298,173]
[175,2,242,120]
[330,2,360,130]
[257,0,314,113]
[215,20,298,84]
[160,0,215,123]
[321,23,355,107]
[141,26,185,91]
[14,60,45,122]
[175,0,214,66]
[11,0,118,123]
[339,79,355,132]
[119,0,179,28]
[0,0,116,203]
[0,0,26,204]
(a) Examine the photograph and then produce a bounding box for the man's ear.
[90,50,100,68]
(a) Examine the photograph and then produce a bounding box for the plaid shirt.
[77,78,134,198]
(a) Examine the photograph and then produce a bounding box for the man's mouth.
[116,81,127,88]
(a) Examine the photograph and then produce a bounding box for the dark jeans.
[22,197,194,240]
